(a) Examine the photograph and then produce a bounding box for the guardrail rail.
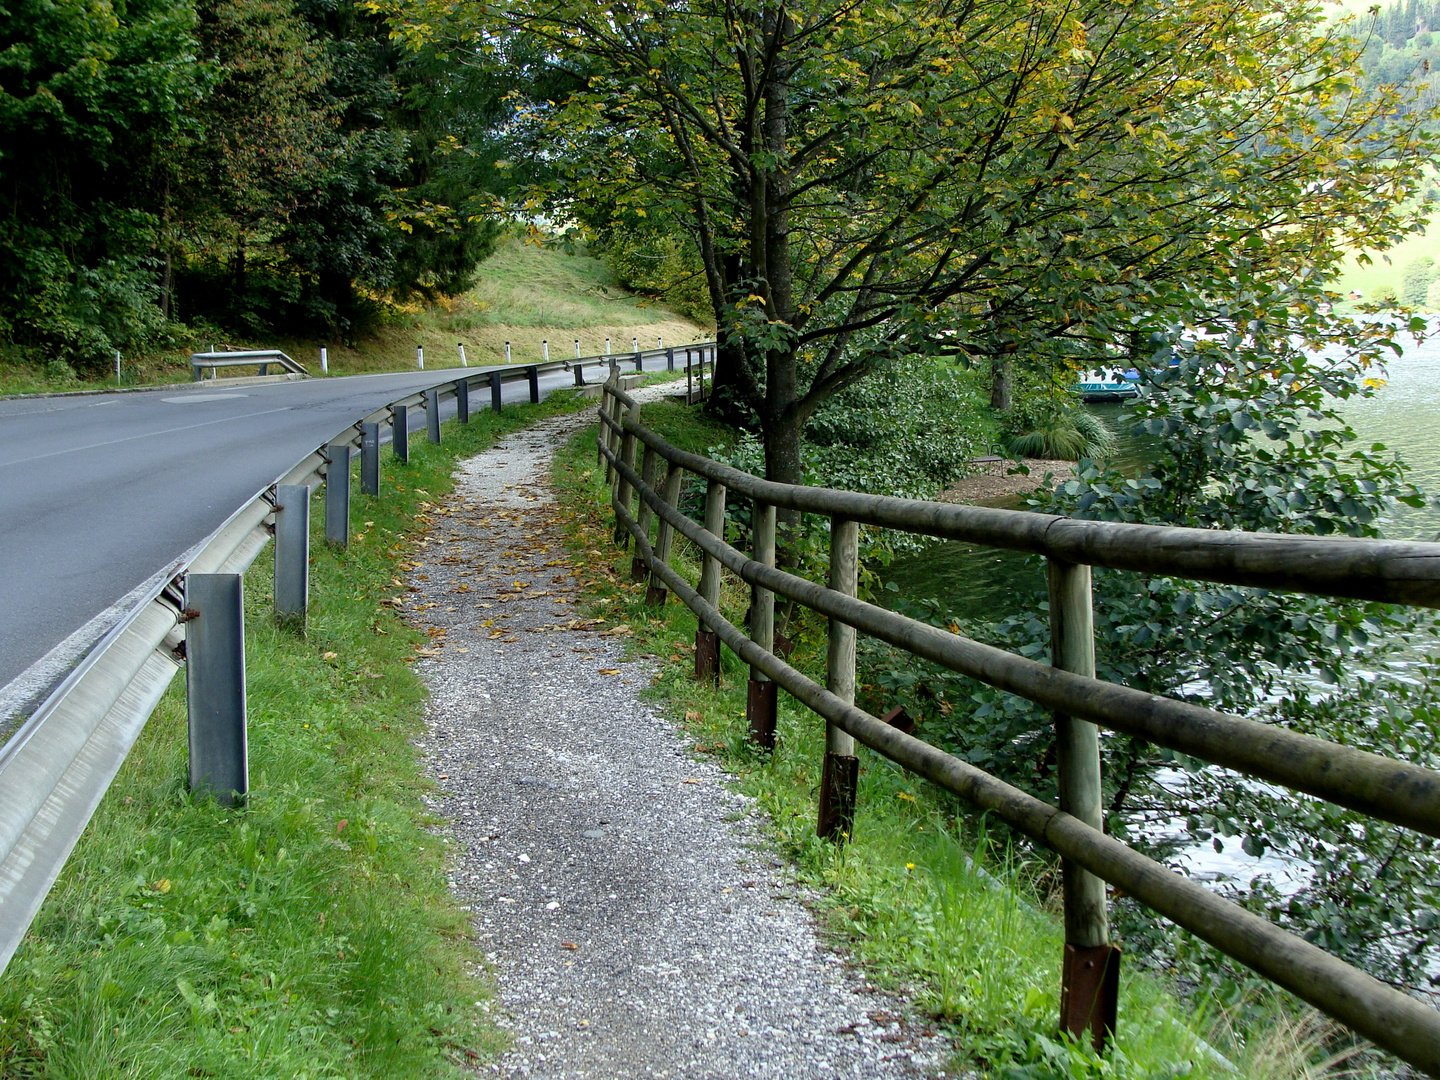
[0,342,715,976]
[596,373,1440,1074]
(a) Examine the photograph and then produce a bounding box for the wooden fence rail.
[596,375,1440,1073]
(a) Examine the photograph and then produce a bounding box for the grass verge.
[549,400,1293,1080]
[0,390,595,1078]
[0,240,710,396]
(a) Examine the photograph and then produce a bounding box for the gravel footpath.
[402,392,953,1079]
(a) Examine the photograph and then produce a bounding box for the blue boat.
[1075,367,1140,403]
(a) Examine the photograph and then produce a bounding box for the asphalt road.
[0,361,636,723]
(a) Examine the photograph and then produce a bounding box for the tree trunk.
[990,353,1013,412]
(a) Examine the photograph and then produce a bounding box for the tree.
[0,0,207,366]
[388,0,1433,494]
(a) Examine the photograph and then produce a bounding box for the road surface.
[0,361,644,725]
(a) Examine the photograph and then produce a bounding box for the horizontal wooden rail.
[603,443,1440,838]
[596,374,1440,1075]
[609,488,1440,1075]
[603,410,1440,608]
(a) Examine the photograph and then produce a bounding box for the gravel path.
[402,394,953,1079]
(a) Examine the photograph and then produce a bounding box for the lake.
[884,331,1440,618]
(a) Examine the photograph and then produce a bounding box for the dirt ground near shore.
[937,458,1075,504]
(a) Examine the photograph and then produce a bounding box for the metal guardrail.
[0,342,716,976]
[595,375,1440,1075]
[190,349,310,380]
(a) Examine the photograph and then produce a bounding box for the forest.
[0,0,512,378]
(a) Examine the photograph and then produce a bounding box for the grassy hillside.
[0,238,712,395]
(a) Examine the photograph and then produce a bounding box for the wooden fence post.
[748,500,778,748]
[696,479,726,684]
[646,464,685,606]
[1049,557,1119,1053]
[634,447,659,581]
[818,518,860,841]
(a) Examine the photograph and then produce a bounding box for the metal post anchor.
[817,752,859,841]
[185,573,248,806]
[1060,943,1121,1052]
[694,629,720,684]
[273,484,309,627]
[746,678,777,749]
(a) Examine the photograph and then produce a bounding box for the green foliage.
[397,0,1439,490]
[0,0,207,367]
[861,318,1440,1026]
[1001,405,1116,461]
[1401,255,1437,305]
[0,0,509,365]
[592,218,714,325]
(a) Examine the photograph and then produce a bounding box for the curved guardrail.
[596,374,1440,1075]
[0,342,714,975]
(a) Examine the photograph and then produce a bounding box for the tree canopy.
[389,0,1435,484]
[0,0,507,368]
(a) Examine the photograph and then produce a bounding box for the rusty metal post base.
[645,585,667,607]
[631,556,648,582]
[747,678,777,749]
[1060,942,1121,1053]
[695,629,719,684]
[817,751,859,842]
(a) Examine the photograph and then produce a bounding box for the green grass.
[548,400,1316,1080]
[0,389,596,1078]
[0,239,711,396]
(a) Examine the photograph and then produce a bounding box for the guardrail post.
[393,404,410,463]
[325,444,351,547]
[456,379,470,424]
[818,518,859,841]
[185,573,248,807]
[696,479,726,684]
[748,500,778,748]
[666,347,674,372]
[426,388,441,444]
[575,362,587,387]
[633,447,659,581]
[613,407,638,548]
[633,351,643,373]
[646,464,685,607]
[361,422,380,495]
[527,365,540,403]
[273,484,309,627]
[1049,557,1119,1053]
[490,372,503,414]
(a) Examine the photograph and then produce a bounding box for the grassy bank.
[0,239,710,396]
[0,390,594,1078]
[549,399,1324,1080]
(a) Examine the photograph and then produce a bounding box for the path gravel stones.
[403,394,953,1079]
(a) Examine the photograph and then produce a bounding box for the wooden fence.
[596,375,1440,1074]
